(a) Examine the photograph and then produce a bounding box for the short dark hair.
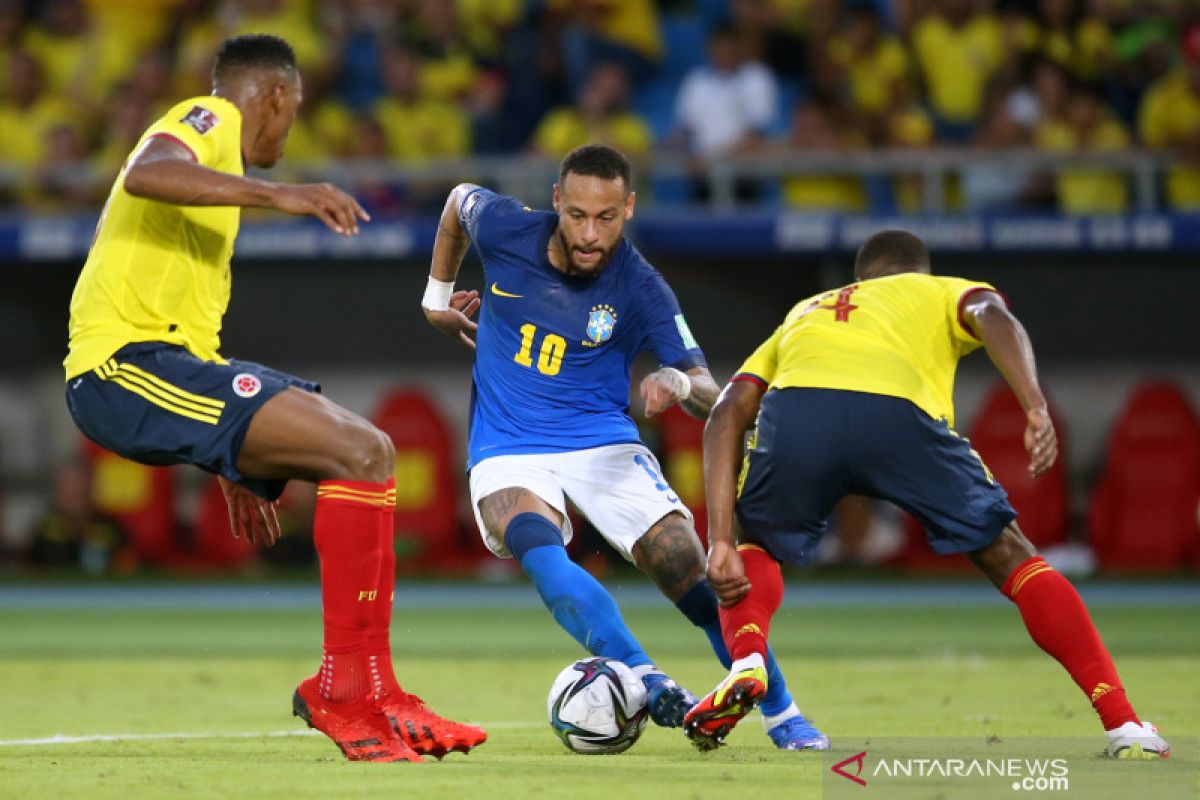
[213,34,297,83]
[558,144,632,189]
[854,230,930,279]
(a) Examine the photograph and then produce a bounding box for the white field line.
[0,721,543,747]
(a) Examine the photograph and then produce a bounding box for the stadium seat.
[371,386,472,572]
[190,478,257,570]
[655,404,708,546]
[893,385,1069,570]
[969,383,1070,550]
[1088,381,1200,572]
[81,439,179,565]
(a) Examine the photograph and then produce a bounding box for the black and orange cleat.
[683,660,769,752]
[293,677,423,763]
[378,690,488,759]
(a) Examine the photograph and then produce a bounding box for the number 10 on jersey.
[514,323,566,376]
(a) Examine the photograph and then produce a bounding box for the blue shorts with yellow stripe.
[66,342,319,500]
[736,387,1016,566]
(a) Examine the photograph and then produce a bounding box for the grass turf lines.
[1,597,1197,799]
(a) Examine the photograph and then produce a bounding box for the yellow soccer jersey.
[65,96,244,379]
[735,273,1000,426]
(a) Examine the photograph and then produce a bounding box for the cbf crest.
[584,304,618,347]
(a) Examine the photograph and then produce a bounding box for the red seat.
[1088,381,1200,572]
[969,384,1069,550]
[655,404,708,546]
[190,478,256,569]
[81,439,179,565]
[371,387,471,571]
[893,385,1069,570]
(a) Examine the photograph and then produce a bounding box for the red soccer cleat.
[293,677,423,763]
[378,690,488,758]
[683,660,769,752]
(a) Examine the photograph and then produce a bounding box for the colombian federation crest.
[585,304,618,345]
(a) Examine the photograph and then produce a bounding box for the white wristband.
[660,366,692,401]
[421,276,455,311]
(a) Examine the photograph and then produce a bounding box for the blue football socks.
[506,512,651,668]
[674,579,796,718]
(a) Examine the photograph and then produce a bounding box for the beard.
[557,229,617,277]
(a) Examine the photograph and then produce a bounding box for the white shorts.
[468,443,692,561]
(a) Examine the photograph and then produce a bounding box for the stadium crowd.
[1,0,1199,213]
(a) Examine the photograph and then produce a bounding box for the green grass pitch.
[1,591,1197,799]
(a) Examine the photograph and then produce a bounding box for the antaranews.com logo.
[831,750,1069,792]
[822,737,1194,799]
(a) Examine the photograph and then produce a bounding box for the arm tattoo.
[680,368,720,419]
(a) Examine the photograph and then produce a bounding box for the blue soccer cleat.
[766,713,830,751]
[641,671,698,728]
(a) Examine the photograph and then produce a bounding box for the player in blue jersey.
[420,144,827,749]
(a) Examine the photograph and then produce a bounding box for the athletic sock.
[675,578,797,718]
[367,478,403,700]
[1002,556,1139,730]
[719,545,784,663]
[314,479,388,703]
[506,511,651,668]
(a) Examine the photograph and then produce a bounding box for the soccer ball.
[547,657,649,755]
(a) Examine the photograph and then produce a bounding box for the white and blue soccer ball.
[547,657,649,755]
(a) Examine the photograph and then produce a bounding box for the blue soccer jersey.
[460,188,706,468]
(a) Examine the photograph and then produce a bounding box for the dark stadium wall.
[1,253,1197,374]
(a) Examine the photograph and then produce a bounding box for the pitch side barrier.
[0,211,1193,262]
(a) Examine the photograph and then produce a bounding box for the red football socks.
[719,545,784,662]
[1003,556,1139,730]
[314,479,390,703]
[367,478,404,700]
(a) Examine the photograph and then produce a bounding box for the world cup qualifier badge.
[180,105,219,135]
[232,373,262,398]
[584,305,617,347]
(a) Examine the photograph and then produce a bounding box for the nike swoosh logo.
[490,282,523,299]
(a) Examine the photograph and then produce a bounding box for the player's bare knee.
[633,513,706,601]
[332,421,394,483]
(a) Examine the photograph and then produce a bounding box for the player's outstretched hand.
[271,183,371,236]
[1024,407,1057,478]
[640,367,689,417]
[218,476,281,547]
[425,289,480,350]
[707,540,751,608]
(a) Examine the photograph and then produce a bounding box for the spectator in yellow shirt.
[22,121,100,212]
[1138,29,1200,210]
[373,45,470,162]
[408,0,480,102]
[912,0,1006,139]
[781,93,867,212]
[531,62,652,158]
[83,0,181,56]
[21,0,134,111]
[94,85,153,178]
[825,4,913,140]
[0,50,75,169]
[551,0,663,96]
[1036,0,1115,80]
[1037,83,1130,214]
[175,0,329,98]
